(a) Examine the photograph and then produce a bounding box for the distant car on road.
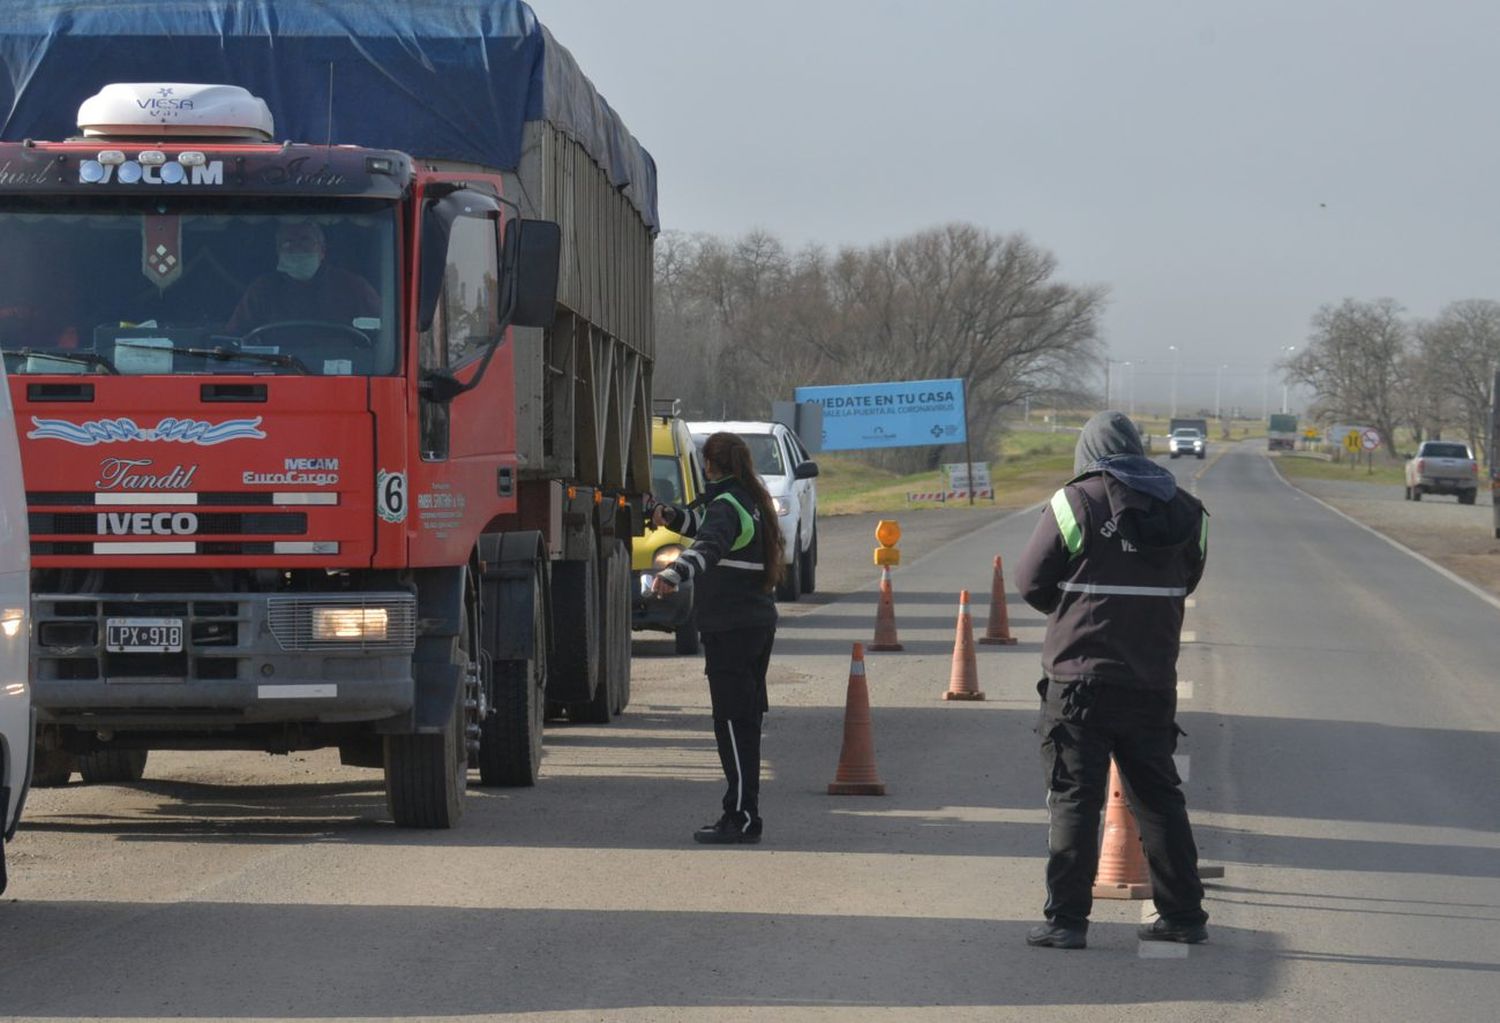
[1168,428,1206,460]
[1404,441,1478,504]
[687,419,820,601]
[1,359,31,893]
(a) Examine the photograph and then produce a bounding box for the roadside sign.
[1342,431,1360,454]
[1360,428,1380,451]
[793,378,966,451]
[944,462,991,490]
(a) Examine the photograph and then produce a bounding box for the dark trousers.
[701,626,775,818]
[1038,679,1206,930]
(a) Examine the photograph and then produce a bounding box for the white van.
[0,360,31,893]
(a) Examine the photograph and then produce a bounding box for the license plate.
[105,617,184,653]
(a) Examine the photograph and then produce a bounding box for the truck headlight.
[653,545,683,569]
[311,607,389,641]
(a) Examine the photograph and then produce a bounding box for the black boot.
[1026,922,1087,949]
[694,810,762,845]
[1138,918,1208,944]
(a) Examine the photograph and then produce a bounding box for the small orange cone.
[978,555,1019,645]
[1093,760,1153,899]
[942,590,985,701]
[869,567,904,651]
[828,643,887,795]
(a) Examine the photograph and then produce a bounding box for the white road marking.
[1174,753,1190,782]
[1177,680,1194,700]
[1180,630,1197,643]
[1184,598,1197,608]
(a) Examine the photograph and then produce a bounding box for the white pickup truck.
[1404,441,1479,504]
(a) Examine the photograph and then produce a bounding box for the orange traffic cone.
[870,567,904,651]
[942,590,985,701]
[828,643,887,795]
[978,555,1019,645]
[1093,759,1153,899]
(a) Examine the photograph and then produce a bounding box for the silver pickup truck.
[1404,441,1478,504]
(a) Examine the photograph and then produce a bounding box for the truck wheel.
[800,526,818,595]
[674,604,701,655]
[31,748,75,788]
[1412,486,1422,501]
[477,560,548,787]
[1459,491,1476,506]
[551,536,602,718]
[607,541,632,715]
[1403,485,1411,500]
[776,546,802,602]
[77,749,148,784]
[572,540,627,723]
[385,590,472,829]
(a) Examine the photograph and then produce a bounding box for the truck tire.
[572,540,627,723]
[776,546,801,603]
[1459,490,1476,506]
[674,604,701,655]
[800,526,818,595]
[1403,485,1412,500]
[477,559,548,787]
[551,536,601,714]
[31,748,75,788]
[385,590,472,829]
[77,748,148,784]
[1412,486,1422,501]
[606,541,632,715]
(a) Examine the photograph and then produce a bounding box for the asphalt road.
[3,444,1498,1021]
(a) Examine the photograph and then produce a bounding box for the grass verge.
[1274,451,1406,487]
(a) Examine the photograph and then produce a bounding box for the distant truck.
[1268,413,1299,451]
[1170,417,1209,439]
[1404,442,1478,504]
[1,2,657,828]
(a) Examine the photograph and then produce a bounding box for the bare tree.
[1417,299,1500,460]
[1287,298,1408,456]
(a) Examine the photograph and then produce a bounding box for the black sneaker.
[1025,923,1087,949]
[693,811,762,845]
[1138,918,1208,944]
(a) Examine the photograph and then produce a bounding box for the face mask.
[277,252,321,281]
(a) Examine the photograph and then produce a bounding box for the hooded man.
[1014,410,1210,950]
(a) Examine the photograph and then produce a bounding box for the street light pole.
[1169,345,1179,419]
[1280,345,1297,414]
[1215,363,1228,420]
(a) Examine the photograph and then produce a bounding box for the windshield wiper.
[115,341,310,375]
[0,346,119,374]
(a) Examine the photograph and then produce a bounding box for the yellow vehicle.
[633,402,706,654]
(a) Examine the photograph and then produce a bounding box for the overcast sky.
[539,0,1500,413]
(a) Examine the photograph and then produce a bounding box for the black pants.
[701,626,775,818]
[1038,679,1206,930]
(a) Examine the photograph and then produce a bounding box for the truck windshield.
[0,198,399,376]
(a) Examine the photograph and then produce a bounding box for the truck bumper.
[1416,477,1477,495]
[632,571,694,632]
[31,590,417,729]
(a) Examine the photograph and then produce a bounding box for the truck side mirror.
[505,218,561,329]
[793,460,820,480]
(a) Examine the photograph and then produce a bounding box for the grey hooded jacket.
[1014,411,1208,688]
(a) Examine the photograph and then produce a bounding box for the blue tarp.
[0,1,658,232]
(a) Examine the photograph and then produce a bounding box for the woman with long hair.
[651,431,785,843]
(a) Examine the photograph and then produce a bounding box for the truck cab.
[0,356,30,893]
[2,82,593,827]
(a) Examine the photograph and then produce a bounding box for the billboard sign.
[792,378,966,451]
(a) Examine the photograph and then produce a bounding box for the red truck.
[0,6,656,827]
